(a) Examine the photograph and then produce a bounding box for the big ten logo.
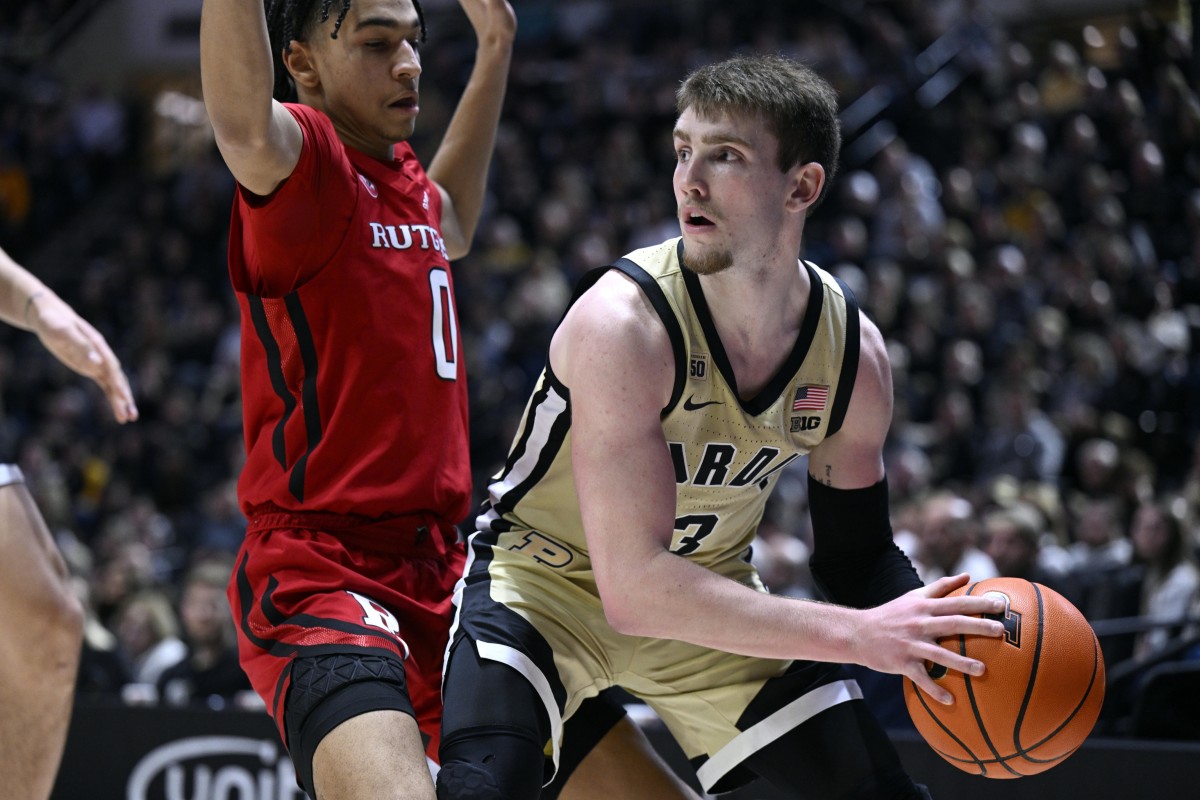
[790,416,820,432]
[127,736,304,800]
[510,531,574,568]
[689,354,709,380]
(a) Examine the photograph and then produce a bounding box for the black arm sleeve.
[806,475,922,608]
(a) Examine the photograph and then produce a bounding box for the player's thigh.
[743,697,921,800]
[558,714,701,800]
[312,709,434,800]
[642,656,866,795]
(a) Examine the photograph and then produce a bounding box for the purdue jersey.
[477,237,859,578]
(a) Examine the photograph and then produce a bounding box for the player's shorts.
[229,508,465,763]
[0,464,24,487]
[450,531,863,795]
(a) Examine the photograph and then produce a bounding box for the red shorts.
[228,509,466,761]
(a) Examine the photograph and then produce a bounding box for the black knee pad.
[436,761,504,800]
[284,652,413,795]
[438,726,546,800]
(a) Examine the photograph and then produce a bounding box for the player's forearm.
[600,548,861,665]
[0,247,51,331]
[425,35,513,250]
[200,0,278,148]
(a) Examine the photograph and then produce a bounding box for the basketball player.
[200,2,699,798]
[437,54,1009,799]
[0,245,137,800]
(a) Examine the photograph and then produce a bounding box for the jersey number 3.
[430,268,459,379]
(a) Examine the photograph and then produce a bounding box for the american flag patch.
[792,384,829,411]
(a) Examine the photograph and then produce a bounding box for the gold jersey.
[476,237,859,582]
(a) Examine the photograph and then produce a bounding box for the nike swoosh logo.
[683,394,723,411]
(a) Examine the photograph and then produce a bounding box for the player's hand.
[29,293,138,424]
[853,574,1005,705]
[457,0,516,49]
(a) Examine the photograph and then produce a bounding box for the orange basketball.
[903,577,1105,778]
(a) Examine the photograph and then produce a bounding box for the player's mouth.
[388,94,420,114]
[681,208,717,232]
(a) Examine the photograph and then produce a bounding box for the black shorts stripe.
[234,553,404,659]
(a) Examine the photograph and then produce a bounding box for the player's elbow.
[602,597,647,636]
[595,568,650,636]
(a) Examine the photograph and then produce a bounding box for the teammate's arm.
[556,276,1003,704]
[427,0,516,260]
[199,0,303,196]
[0,247,137,423]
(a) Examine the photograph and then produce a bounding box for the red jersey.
[228,103,470,526]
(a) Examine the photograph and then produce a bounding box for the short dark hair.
[677,54,841,207]
[264,0,427,102]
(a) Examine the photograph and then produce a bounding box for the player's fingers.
[920,573,971,598]
[78,324,138,423]
[907,667,954,706]
[919,641,987,682]
[931,614,1005,640]
[931,593,1006,618]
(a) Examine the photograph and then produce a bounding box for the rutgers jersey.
[228,103,470,524]
[477,238,859,576]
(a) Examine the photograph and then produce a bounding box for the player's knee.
[24,576,83,670]
[284,653,413,793]
[436,762,504,800]
[437,727,545,800]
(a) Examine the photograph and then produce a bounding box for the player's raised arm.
[200,0,303,195]
[426,0,515,259]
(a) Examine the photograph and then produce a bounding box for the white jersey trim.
[695,678,863,792]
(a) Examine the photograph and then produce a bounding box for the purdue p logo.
[983,590,1022,647]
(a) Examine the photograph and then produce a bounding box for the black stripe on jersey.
[248,296,296,474]
[680,240,825,417]
[489,376,574,520]
[610,257,688,414]
[284,293,323,502]
[234,552,408,660]
[827,277,860,437]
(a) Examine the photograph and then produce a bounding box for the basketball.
[903,577,1105,778]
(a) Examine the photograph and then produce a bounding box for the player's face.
[303,0,423,158]
[672,107,793,276]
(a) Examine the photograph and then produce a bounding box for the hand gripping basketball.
[903,577,1105,778]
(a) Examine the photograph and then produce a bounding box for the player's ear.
[786,162,825,212]
[282,41,322,92]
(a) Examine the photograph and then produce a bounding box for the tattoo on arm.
[823,465,832,486]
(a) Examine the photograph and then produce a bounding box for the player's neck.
[700,260,811,398]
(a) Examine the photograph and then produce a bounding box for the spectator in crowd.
[1130,498,1200,662]
[113,587,186,697]
[982,500,1073,595]
[156,558,254,709]
[907,490,999,585]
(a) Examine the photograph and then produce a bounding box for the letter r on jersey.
[346,591,401,637]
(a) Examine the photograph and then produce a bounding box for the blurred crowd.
[1,0,1198,735]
